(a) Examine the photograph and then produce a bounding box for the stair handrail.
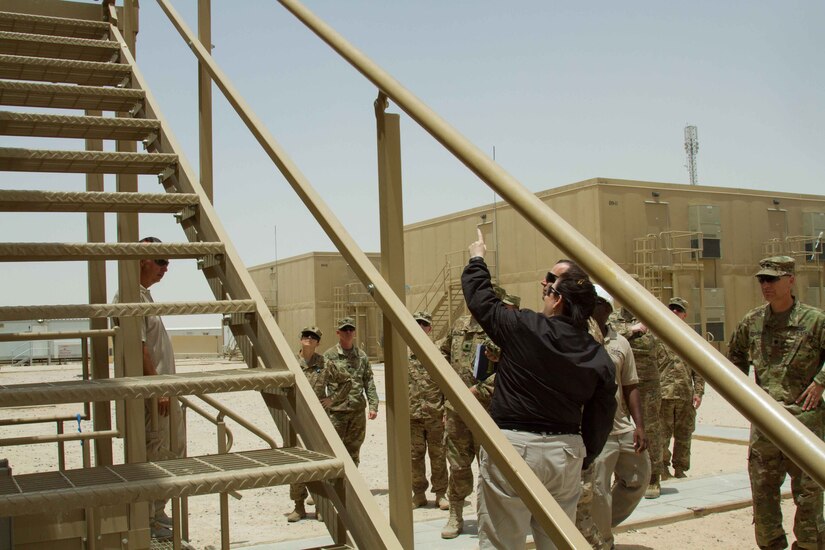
[154,1,825,546]
[411,259,450,314]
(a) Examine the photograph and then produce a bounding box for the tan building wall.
[405,178,825,348]
[251,179,824,358]
[249,252,383,360]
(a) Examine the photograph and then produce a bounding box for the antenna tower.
[684,124,699,185]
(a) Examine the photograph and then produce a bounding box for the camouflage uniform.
[290,351,352,501]
[658,344,704,474]
[728,297,825,549]
[323,343,379,466]
[613,309,664,478]
[439,314,489,503]
[409,350,448,497]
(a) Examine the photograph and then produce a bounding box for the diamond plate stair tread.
[0,299,256,322]
[0,241,224,261]
[0,31,119,62]
[0,368,295,407]
[0,80,143,110]
[0,11,110,40]
[0,148,176,174]
[0,190,198,212]
[0,447,342,517]
[0,54,129,86]
[0,110,159,139]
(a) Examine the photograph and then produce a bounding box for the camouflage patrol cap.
[502,294,521,308]
[756,256,795,277]
[300,326,322,340]
[336,316,356,330]
[668,297,689,312]
[413,311,432,325]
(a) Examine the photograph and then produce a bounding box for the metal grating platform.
[0,11,110,40]
[0,241,225,261]
[0,31,119,62]
[0,147,176,174]
[0,299,256,322]
[0,53,130,86]
[0,189,199,213]
[0,79,143,111]
[0,447,343,517]
[0,367,295,407]
[0,110,160,140]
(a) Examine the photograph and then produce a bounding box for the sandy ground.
[0,358,808,549]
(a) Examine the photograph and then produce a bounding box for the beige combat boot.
[644,475,660,499]
[287,500,306,522]
[436,492,449,510]
[412,492,427,508]
[674,468,687,478]
[440,501,464,539]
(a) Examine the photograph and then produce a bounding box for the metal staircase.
[0,4,397,549]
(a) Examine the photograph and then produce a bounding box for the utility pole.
[684,125,699,185]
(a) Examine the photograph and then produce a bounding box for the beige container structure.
[249,251,383,360]
[403,177,825,349]
[251,179,824,352]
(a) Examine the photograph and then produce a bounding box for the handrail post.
[56,421,65,471]
[217,417,230,550]
[375,93,413,548]
[198,0,214,202]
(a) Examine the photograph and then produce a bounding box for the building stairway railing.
[0,4,394,549]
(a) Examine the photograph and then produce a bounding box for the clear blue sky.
[1,1,823,326]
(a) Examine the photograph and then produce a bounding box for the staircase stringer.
[107,22,401,550]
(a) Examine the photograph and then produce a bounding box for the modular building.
[249,252,384,360]
[251,178,825,356]
[0,319,89,365]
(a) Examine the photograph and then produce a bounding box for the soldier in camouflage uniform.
[323,317,379,467]
[438,312,491,539]
[658,297,705,479]
[288,326,352,522]
[408,311,449,510]
[728,256,825,550]
[612,306,665,499]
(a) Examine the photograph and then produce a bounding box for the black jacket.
[462,258,616,466]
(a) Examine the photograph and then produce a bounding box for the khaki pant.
[592,431,650,547]
[145,398,186,517]
[477,430,584,550]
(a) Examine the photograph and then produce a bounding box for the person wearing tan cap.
[728,256,825,550]
[658,298,704,480]
[408,311,449,511]
[287,326,351,522]
[323,317,379,466]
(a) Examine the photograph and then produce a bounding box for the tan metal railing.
[154,0,825,547]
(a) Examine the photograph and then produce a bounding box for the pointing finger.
[477,227,484,243]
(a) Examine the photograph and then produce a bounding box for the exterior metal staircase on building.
[0,5,397,549]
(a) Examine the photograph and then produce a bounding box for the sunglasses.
[300,333,320,341]
[546,286,562,298]
[416,320,431,327]
[545,272,558,285]
[339,327,355,332]
[153,259,169,267]
[756,275,783,284]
